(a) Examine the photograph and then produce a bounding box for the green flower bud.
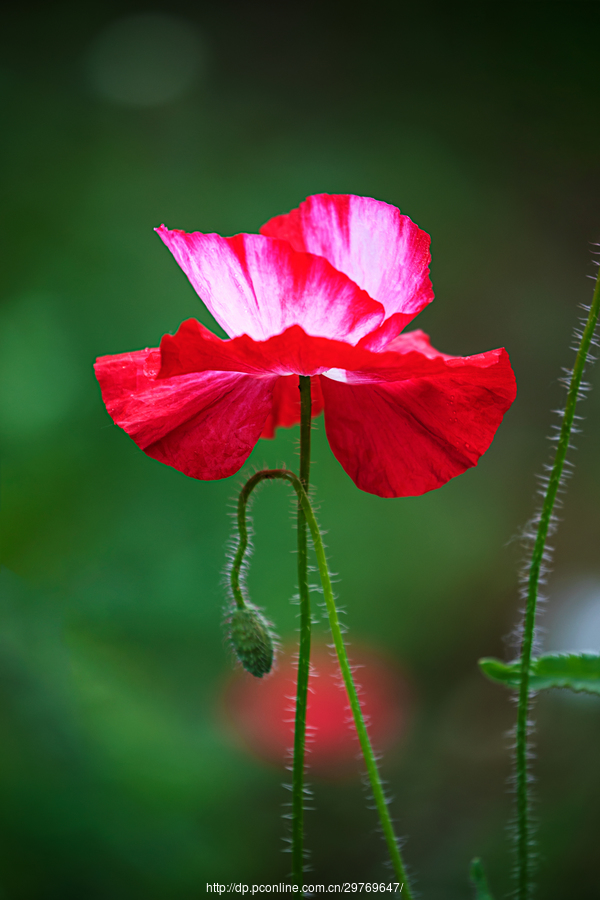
[228,606,274,678]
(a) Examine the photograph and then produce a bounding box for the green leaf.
[470,858,494,900]
[479,657,521,688]
[479,653,600,694]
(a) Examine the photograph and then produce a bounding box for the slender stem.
[232,469,414,898]
[515,264,600,898]
[231,498,250,611]
[292,376,312,885]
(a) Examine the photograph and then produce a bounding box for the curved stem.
[292,375,312,885]
[516,264,600,898]
[232,469,414,898]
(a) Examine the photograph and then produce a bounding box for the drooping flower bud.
[228,606,274,678]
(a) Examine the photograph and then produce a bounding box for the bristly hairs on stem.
[512,254,600,899]
[229,467,416,898]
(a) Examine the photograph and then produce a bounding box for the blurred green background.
[2,1,600,897]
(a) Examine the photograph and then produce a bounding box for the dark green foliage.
[479,653,600,695]
[228,607,274,678]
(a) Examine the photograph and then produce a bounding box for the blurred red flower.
[222,644,410,777]
[95,194,516,497]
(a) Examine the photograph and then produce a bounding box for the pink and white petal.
[94,348,276,480]
[156,227,384,344]
[260,194,434,336]
[260,375,324,439]
[320,348,516,497]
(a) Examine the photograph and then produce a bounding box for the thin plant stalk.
[232,468,414,898]
[515,262,600,898]
[291,375,312,884]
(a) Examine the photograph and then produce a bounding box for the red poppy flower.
[95,194,516,497]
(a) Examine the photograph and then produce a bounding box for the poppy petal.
[260,194,433,340]
[159,319,380,379]
[158,321,454,382]
[94,348,276,480]
[320,341,516,497]
[155,227,384,344]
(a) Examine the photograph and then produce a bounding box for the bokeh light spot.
[222,643,411,778]
[548,578,600,653]
[86,13,203,107]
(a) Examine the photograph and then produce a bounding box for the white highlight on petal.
[321,368,349,383]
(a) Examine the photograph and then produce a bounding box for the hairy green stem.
[232,468,413,897]
[292,375,312,885]
[516,263,600,898]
